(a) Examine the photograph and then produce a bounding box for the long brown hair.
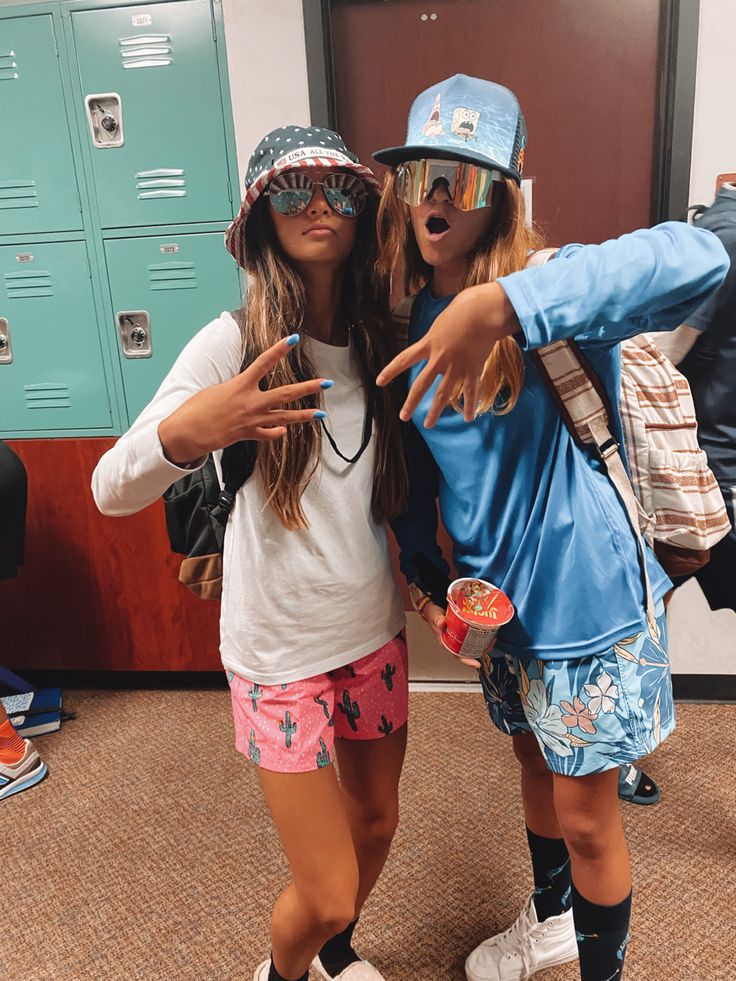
[377,172,544,415]
[235,192,408,531]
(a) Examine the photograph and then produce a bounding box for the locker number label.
[160,245,179,254]
[132,14,153,26]
[16,254,34,263]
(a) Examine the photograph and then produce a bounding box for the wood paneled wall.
[4,439,221,671]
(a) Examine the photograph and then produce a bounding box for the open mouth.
[426,216,450,235]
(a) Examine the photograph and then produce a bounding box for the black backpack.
[163,309,259,600]
[163,439,257,599]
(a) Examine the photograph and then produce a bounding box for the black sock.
[526,826,572,922]
[268,957,308,981]
[317,919,361,976]
[571,882,632,981]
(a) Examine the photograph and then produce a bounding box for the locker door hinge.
[227,179,232,207]
[211,4,217,43]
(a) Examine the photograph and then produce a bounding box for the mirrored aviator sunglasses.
[266,171,367,218]
[395,158,502,211]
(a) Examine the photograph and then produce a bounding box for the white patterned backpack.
[528,248,730,612]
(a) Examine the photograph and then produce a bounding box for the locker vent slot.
[0,180,38,210]
[24,383,71,410]
[136,169,187,199]
[119,34,172,69]
[4,270,53,299]
[0,50,18,81]
[148,261,197,291]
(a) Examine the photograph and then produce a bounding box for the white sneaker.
[465,894,578,981]
[0,738,47,802]
[312,955,387,980]
[252,959,271,981]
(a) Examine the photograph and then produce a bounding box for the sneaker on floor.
[313,955,386,980]
[252,960,271,981]
[0,738,48,802]
[465,893,578,981]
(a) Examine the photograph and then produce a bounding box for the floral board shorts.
[479,601,676,776]
[228,634,408,773]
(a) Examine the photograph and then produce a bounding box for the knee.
[297,858,359,938]
[556,811,605,862]
[302,892,358,938]
[353,805,399,851]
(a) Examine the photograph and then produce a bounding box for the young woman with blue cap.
[375,74,728,981]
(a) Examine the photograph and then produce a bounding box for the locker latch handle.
[85,93,124,149]
[0,318,12,365]
[92,101,119,135]
[117,312,152,359]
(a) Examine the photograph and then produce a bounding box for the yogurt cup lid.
[447,578,514,628]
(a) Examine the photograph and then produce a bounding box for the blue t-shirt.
[392,221,729,660]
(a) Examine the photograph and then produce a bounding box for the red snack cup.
[441,578,514,661]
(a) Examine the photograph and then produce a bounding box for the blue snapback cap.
[374,74,526,185]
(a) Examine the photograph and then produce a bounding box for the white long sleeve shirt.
[91,312,405,684]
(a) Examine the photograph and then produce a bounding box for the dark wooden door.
[330,0,664,680]
[330,0,662,244]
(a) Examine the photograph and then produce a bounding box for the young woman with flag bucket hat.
[376,74,729,981]
[93,126,412,981]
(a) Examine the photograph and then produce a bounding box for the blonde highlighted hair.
[377,172,544,415]
[233,193,407,531]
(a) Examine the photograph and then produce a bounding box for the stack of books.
[1,688,63,738]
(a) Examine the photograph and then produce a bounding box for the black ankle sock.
[318,919,361,976]
[268,957,308,981]
[571,882,632,981]
[526,826,572,922]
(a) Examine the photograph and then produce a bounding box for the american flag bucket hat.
[225,124,382,269]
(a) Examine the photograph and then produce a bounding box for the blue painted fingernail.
[286,333,300,347]
[314,410,327,419]
[320,380,334,389]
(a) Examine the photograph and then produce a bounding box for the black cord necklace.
[320,386,374,465]
[291,330,374,466]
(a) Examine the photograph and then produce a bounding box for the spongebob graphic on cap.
[374,74,526,185]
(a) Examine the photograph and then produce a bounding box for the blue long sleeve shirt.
[392,221,729,660]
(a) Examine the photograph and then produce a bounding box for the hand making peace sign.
[158,335,331,466]
[377,282,520,428]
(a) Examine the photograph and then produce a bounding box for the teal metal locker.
[0,241,112,432]
[0,0,241,439]
[104,230,241,421]
[0,11,83,236]
[70,0,234,229]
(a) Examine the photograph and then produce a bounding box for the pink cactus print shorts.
[228,634,408,773]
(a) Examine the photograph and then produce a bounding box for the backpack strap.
[525,247,559,268]
[586,413,657,629]
[527,252,658,630]
[392,294,418,348]
[216,440,257,518]
[211,310,260,521]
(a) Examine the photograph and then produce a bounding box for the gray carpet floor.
[3,690,735,980]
